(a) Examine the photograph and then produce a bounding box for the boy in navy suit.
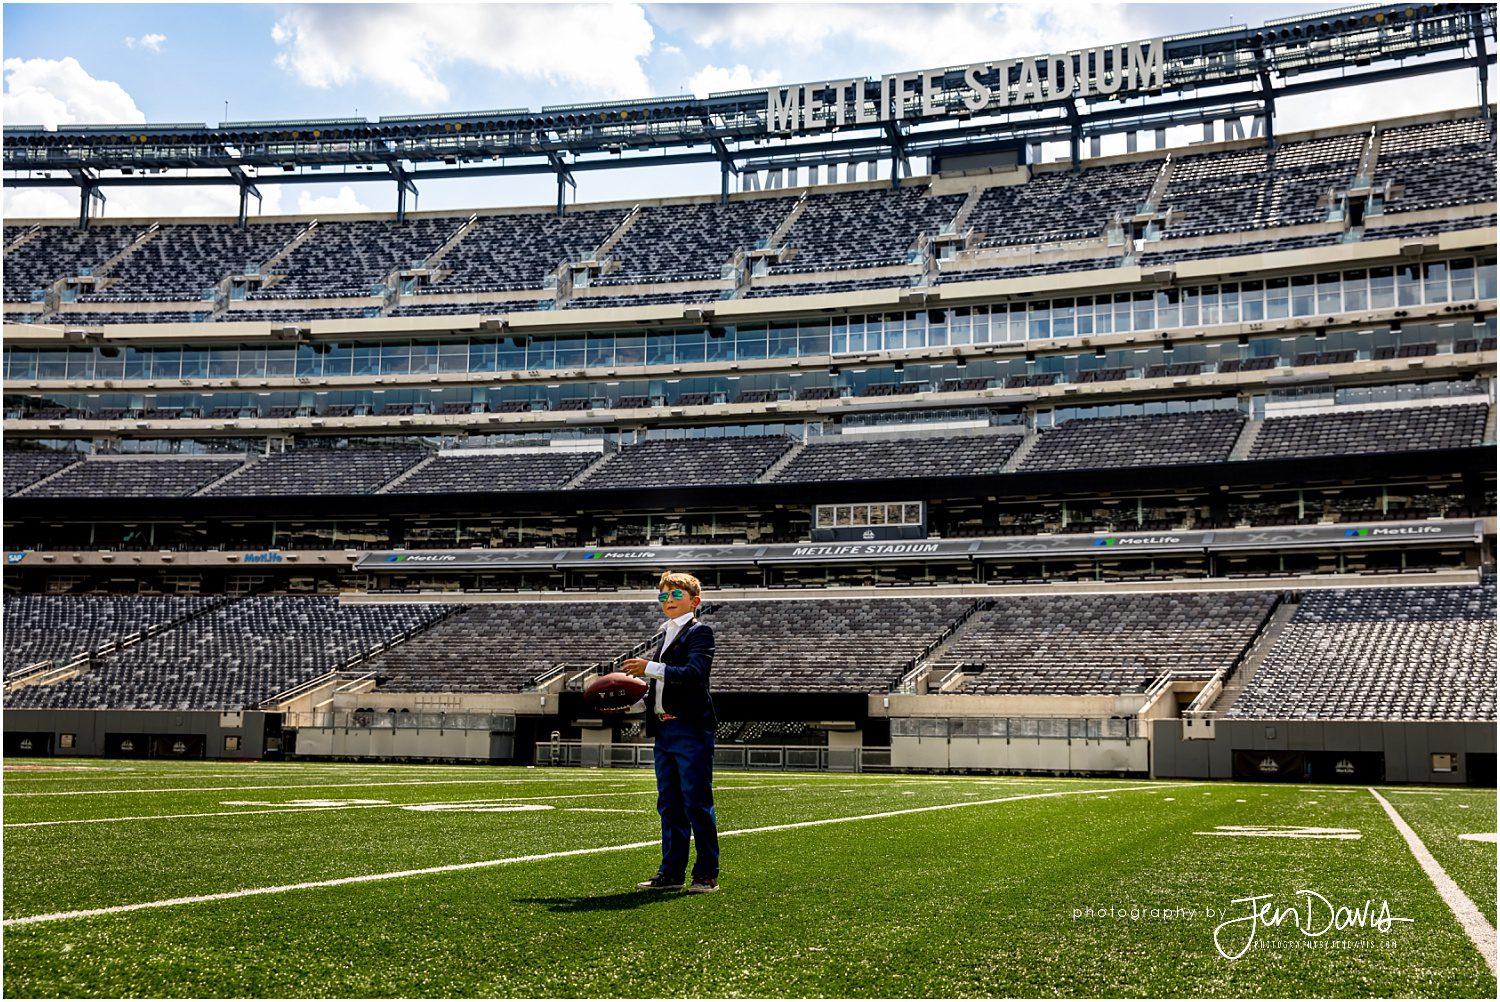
[619,570,719,893]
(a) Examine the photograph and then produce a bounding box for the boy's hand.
[621,658,649,677]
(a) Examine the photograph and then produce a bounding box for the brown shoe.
[636,873,684,890]
[686,877,719,894]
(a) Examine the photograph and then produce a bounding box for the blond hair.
[658,570,702,599]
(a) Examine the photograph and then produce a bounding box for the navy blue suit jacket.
[644,619,716,736]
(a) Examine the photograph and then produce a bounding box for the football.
[583,671,648,711]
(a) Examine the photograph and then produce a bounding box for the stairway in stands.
[563,449,618,488]
[1206,595,1301,714]
[11,456,85,497]
[999,429,1041,472]
[755,439,808,483]
[377,454,439,493]
[1228,418,1264,461]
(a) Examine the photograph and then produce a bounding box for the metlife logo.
[1344,526,1443,538]
[385,554,459,563]
[1092,536,1182,547]
[583,551,657,560]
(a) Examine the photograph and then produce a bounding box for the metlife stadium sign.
[763,39,1165,135]
[354,521,1481,573]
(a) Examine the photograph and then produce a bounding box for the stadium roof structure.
[3,2,1494,226]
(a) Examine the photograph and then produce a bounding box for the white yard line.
[1,784,793,828]
[3,777,656,798]
[564,808,648,813]
[1368,787,1497,977]
[4,803,400,827]
[2,782,1192,927]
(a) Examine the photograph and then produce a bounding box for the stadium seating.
[744,276,909,297]
[705,598,972,692]
[771,432,1021,482]
[3,224,150,304]
[596,197,794,284]
[19,457,244,498]
[576,436,795,489]
[423,208,628,293]
[219,307,374,321]
[1226,578,1496,720]
[566,290,720,309]
[1247,404,1487,461]
[247,218,453,299]
[81,222,306,302]
[3,595,217,674]
[1163,133,1364,236]
[204,448,428,496]
[772,187,964,273]
[1375,118,1498,215]
[370,602,663,693]
[966,161,1159,247]
[386,450,595,494]
[947,592,1278,695]
[53,310,210,325]
[386,300,549,316]
[4,597,456,710]
[1019,411,1245,471]
[5,114,1492,312]
[939,255,1124,284]
[4,450,82,495]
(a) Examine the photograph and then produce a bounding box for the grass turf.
[3,759,1495,998]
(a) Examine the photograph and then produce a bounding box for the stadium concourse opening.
[2,4,1496,786]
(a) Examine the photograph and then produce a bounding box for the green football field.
[2,759,1495,999]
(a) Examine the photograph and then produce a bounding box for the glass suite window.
[1396,263,1422,307]
[1342,271,1368,312]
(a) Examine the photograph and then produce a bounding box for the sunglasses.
[657,589,687,602]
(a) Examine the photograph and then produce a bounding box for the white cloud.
[3,182,288,221]
[2,189,77,219]
[652,4,1139,70]
[295,186,374,215]
[686,63,780,98]
[1277,68,1481,134]
[124,33,167,53]
[271,4,656,106]
[2,56,144,129]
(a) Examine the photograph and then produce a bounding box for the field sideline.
[2,759,1495,998]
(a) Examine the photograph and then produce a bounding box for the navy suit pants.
[653,719,719,880]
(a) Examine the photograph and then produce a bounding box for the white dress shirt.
[634,610,695,715]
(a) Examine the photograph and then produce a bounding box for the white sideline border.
[1,782,1192,927]
[1368,788,1497,977]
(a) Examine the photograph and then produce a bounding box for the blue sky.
[2,3,1487,219]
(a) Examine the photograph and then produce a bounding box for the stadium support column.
[549,152,576,216]
[1472,9,1493,125]
[885,122,910,189]
[1067,100,1084,174]
[710,136,738,205]
[68,168,104,230]
[228,165,262,229]
[1255,50,1277,161]
[386,159,419,224]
